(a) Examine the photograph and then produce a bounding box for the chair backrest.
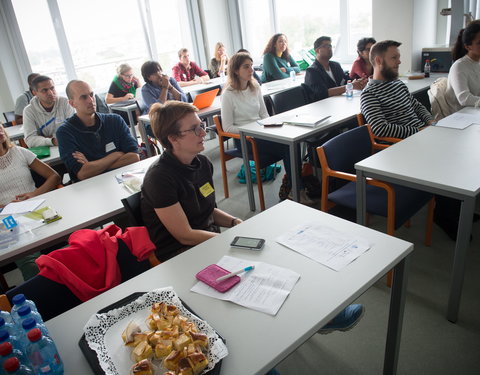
[3,111,15,123]
[321,125,373,174]
[269,85,308,115]
[121,191,144,226]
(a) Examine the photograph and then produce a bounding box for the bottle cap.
[27,328,42,342]
[3,357,20,372]
[22,318,36,331]
[17,305,31,317]
[0,330,9,342]
[0,342,13,356]
[11,294,26,306]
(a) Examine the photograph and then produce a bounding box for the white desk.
[239,74,445,211]
[261,74,305,96]
[0,156,158,266]
[355,115,480,322]
[5,125,24,141]
[45,200,413,375]
[181,77,225,95]
[108,102,139,139]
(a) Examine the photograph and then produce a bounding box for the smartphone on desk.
[230,236,265,250]
[262,123,283,127]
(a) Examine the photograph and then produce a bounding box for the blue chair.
[268,85,309,115]
[316,124,434,244]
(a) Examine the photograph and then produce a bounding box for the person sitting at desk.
[141,60,187,113]
[360,40,434,139]
[261,33,300,83]
[237,48,262,85]
[221,52,313,205]
[105,63,142,104]
[445,20,480,115]
[172,48,210,87]
[304,36,367,102]
[141,101,242,262]
[57,80,139,181]
[23,75,75,148]
[209,42,229,78]
[0,122,61,281]
[14,73,40,125]
[350,37,376,79]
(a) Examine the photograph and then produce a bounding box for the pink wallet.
[196,264,241,293]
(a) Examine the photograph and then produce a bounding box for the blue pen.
[216,265,255,282]
[38,117,56,136]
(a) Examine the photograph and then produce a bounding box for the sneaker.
[318,304,364,334]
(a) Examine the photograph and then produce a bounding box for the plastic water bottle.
[10,296,42,326]
[219,71,225,83]
[0,312,13,326]
[0,318,17,338]
[346,80,353,99]
[424,59,431,78]
[290,70,296,82]
[21,319,49,345]
[26,329,63,375]
[0,342,31,373]
[16,308,48,338]
[2,357,33,374]
[0,330,23,352]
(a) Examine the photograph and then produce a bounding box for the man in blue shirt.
[57,80,139,181]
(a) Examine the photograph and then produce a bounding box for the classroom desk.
[40,146,61,166]
[5,125,24,141]
[181,76,225,95]
[239,74,445,211]
[355,114,480,323]
[108,102,139,139]
[45,200,413,375]
[260,73,305,96]
[0,156,158,266]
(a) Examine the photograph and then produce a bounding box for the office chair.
[356,113,402,147]
[4,238,151,321]
[317,125,435,285]
[268,85,309,115]
[121,192,161,266]
[213,115,280,211]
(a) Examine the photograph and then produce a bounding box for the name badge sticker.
[105,142,116,153]
[2,216,17,230]
[199,182,214,198]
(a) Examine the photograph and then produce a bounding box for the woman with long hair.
[350,37,376,79]
[209,42,229,77]
[261,33,300,82]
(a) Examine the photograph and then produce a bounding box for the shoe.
[287,189,316,206]
[318,304,364,334]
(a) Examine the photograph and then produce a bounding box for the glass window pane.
[348,0,373,58]
[12,0,68,88]
[276,0,341,54]
[239,0,274,62]
[57,0,149,93]
[148,0,194,75]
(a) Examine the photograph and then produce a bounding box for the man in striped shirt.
[360,40,434,139]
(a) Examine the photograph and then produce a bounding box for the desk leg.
[290,142,300,202]
[447,196,475,323]
[356,170,367,225]
[138,120,152,157]
[240,132,256,211]
[127,110,137,139]
[384,255,410,375]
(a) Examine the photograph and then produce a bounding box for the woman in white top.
[221,52,309,201]
[0,123,60,281]
[446,20,480,113]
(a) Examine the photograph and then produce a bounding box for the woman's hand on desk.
[123,93,134,100]
[13,192,35,202]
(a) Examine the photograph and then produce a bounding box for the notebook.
[283,115,331,127]
[192,88,220,109]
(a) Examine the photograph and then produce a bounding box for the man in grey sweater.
[23,75,75,147]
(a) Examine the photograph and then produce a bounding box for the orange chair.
[213,115,280,211]
[356,113,401,148]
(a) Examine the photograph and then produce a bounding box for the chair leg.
[425,198,435,247]
[148,253,161,267]
[220,157,229,199]
[256,167,266,211]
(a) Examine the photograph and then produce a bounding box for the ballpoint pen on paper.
[216,265,255,282]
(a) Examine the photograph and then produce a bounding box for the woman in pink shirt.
[350,37,376,79]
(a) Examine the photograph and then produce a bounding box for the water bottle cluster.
[0,295,63,374]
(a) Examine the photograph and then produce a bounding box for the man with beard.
[57,80,139,181]
[304,36,367,102]
[360,40,434,139]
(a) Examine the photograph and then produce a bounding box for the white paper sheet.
[275,222,371,271]
[191,256,300,316]
[435,111,480,129]
[1,199,45,215]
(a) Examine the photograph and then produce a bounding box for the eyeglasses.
[178,122,206,136]
[123,74,134,78]
[320,44,333,49]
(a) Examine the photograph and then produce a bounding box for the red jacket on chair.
[36,224,155,302]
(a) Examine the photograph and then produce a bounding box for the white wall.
[412,0,438,71]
